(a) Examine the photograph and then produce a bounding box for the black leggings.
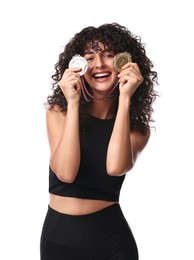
[40,203,138,260]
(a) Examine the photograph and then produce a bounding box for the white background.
[0,0,193,259]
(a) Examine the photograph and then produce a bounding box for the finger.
[119,73,143,87]
[119,62,140,74]
[59,70,81,84]
[119,75,131,86]
[118,67,142,81]
[118,69,136,79]
[69,67,83,74]
[61,68,82,80]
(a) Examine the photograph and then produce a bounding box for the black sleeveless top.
[49,115,126,202]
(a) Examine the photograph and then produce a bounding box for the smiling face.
[83,41,119,98]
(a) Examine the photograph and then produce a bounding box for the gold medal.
[113,52,132,72]
[68,54,88,75]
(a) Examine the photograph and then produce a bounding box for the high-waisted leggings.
[40,203,138,260]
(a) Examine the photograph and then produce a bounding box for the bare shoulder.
[46,105,67,150]
[46,105,66,133]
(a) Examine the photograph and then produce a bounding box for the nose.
[94,54,105,68]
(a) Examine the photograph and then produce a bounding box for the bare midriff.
[49,193,118,215]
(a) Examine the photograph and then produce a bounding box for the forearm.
[51,104,80,183]
[106,95,133,176]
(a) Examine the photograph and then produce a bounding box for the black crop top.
[49,115,126,202]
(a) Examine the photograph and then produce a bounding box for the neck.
[89,98,117,119]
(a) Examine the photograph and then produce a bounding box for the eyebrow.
[84,49,113,55]
[84,51,95,55]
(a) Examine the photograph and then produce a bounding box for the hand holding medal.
[115,52,143,97]
[68,55,88,75]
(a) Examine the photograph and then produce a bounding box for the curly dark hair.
[46,22,158,134]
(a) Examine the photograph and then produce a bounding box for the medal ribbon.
[81,77,119,102]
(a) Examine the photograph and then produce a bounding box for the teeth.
[94,73,109,78]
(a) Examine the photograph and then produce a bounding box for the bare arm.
[106,62,150,176]
[47,105,80,183]
[47,67,82,183]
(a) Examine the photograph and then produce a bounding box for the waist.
[49,193,118,215]
[41,203,132,249]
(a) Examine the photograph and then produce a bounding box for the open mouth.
[93,73,111,79]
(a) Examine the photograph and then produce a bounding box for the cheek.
[83,73,91,84]
[112,71,119,81]
[86,62,94,70]
[107,58,114,67]
[85,65,92,76]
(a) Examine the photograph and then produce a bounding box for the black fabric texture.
[49,116,125,202]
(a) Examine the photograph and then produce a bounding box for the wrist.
[118,94,131,106]
[67,102,79,112]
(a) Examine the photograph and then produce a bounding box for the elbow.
[57,172,76,183]
[107,162,134,177]
[50,164,76,183]
[107,169,125,177]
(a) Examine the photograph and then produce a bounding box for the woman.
[40,22,158,260]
